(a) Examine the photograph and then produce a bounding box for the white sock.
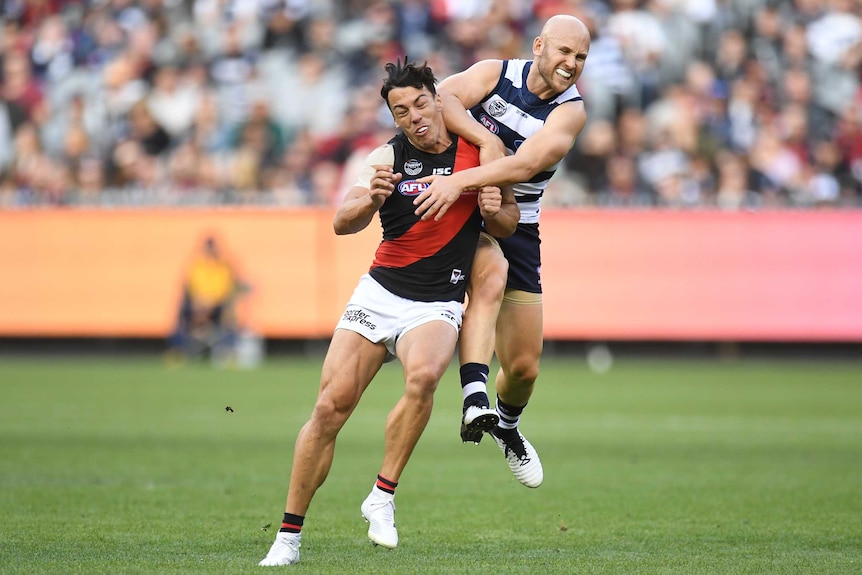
[276,531,301,541]
[462,381,487,403]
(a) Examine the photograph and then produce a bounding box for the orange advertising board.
[540,211,862,341]
[1,209,860,341]
[0,209,380,338]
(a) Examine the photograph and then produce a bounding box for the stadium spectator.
[785,0,826,26]
[565,118,616,197]
[1,49,49,126]
[576,10,638,122]
[649,0,701,89]
[806,0,862,120]
[8,121,51,204]
[258,58,518,567]
[0,96,27,175]
[616,106,649,158]
[263,127,318,205]
[207,20,261,127]
[29,13,76,84]
[228,95,286,170]
[805,139,844,207]
[750,4,785,86]
[188,89,230,154]
[125,98,172,157]
[268,51,349,141]
[835,102,862,186]
[780,22,812,73]
[595,152,656,207]
[392,0,440,58]
[146,63,202,140]
[73,155,105,202]
[605,0,668,109]
[714,28,749,86]
[715,149,761,210]
[0,0,858,208]
[315,84,389,167]
[778,66,833,142]
[260,0,313,52]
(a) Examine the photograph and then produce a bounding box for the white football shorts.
[335,274,463,361]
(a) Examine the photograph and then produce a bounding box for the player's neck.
[409,134,452,154]
[526,67,562,101]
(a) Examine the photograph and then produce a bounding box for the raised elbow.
[333,214,367,235]
[333,217,351,235]
[485,211,519,239]
[496,221,518,238]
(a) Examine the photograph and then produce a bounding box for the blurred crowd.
[1,0,861,209]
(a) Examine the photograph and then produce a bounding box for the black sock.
[279,512,304,534]
[460,362,490,410]
[375,474,398,495]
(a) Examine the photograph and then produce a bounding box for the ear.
[532,36,543,57]
[435,93,444,111]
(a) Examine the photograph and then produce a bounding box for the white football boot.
[491,427,544,488]
[258,532,301,566]
[360,492,398,549]
[460,405,499,444]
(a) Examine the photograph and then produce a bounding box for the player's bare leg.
[379,320,457,479]
[286,330,387,515]
[362,320,458,548]
[458,236,507,443]
[490,295,544,487]
[494,296,542,405]
[260,330,386,566]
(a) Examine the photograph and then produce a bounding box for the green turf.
[1,355,861,574]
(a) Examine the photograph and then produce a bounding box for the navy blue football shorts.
[497,222,542,294]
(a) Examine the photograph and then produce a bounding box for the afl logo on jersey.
[398,180,429,196]
[487,96,507,118]
[404,159,423,176]
[479,114,499,134]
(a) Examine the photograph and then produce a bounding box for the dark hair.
[380,58,438,104]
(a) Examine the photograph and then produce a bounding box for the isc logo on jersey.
[398,180,429,196]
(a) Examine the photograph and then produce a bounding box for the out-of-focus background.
[2,5,862,573]
[3,0,862,210]
[1,0,861,359]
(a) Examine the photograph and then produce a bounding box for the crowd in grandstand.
[1,0,860,208]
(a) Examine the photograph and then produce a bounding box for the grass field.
[1,354,861,574]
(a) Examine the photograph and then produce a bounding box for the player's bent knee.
[480,269,507,298]
[312,392,358,429]
[483,255,508,282]
[470,264,507,303]
[404,368,442,399]
[505,358,540,386]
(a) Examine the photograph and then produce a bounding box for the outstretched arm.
[415,100,587,220]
